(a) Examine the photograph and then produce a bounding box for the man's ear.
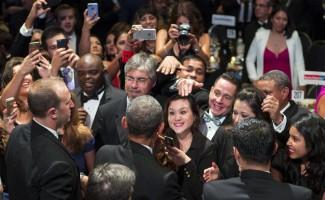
[48,107,57,120]
[121,116,128,129]
[157,122,164,136]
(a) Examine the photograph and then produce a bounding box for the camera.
[178,23,191,45]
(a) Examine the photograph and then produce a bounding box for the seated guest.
[255,70,309,146]
[314,86,325,118]
[284,113,325,200]
[86,163,135,200]
[155,95,216,200]
[95,95,184,200]
[203,118,312,200]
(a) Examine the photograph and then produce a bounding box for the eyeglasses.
[125,76,150,84]
[254,3,269,8]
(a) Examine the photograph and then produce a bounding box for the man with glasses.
[242,0,273,83]
[93,52,157,150]
[74,53,125,128]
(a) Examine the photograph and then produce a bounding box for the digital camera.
[178,23,191,45]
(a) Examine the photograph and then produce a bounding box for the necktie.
[203,111,222,126]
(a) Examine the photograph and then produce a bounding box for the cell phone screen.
[57,38,69,49]
[164,136,175,147]
[87,3,98,18]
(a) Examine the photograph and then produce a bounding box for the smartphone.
[29,41,42,53]
[57,38,69,49]
[5,97,15,116]
[87,3,98,18]
[133,28,156,41]
[164,136,175,147]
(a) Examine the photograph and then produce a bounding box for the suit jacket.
[203,170,312,200]
[73,76,126,130]
[95,140,184,200]
[277,100,309,146]
[178,133,216,200]
[6,121,81,200]
[199,111,232,139]
[92,95,128,150]
[246,29,305,89]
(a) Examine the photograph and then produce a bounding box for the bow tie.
[81,93,98,103]
[203,111,222,126]
[258,22,268,29]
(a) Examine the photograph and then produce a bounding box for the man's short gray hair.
[259,70,291,89]
[126,95,162,138]
[124,52,157,82]
[86,163,135,200]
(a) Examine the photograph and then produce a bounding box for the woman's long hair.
[285,113,325,198]
[63,94,93,154]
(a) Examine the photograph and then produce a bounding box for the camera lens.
[178,24,191,45]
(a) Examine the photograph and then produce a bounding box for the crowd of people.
[0,0,325,200]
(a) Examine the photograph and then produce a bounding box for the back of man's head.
[86,163,135,200]
[126,95,162,138]
[28,77,65,118]
[233,118,275,164]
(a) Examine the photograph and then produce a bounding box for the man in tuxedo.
[95,95,184,200]
[203,118,312,200]
[255,70,309,146]
[199,72,241,141]
[74,53,126,128]
[93,52,157,149]
[242,0,273,83]
[6,78,81,200]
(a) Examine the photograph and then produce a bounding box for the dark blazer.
[277,100,309,146]
[92,95,128,150]
[212,127,239,179]
[203,170,312,200]
[199,111,232,139]
[178,133,216,200]
[6,121,81,200]
[96,140,184,200]
[73,77,126,130]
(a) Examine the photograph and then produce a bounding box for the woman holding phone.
[154,95,216,200]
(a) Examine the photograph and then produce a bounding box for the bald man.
[74,53,126,128]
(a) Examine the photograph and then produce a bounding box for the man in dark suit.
[6,78,81,200]
[199,72,241,141]
[96,95,184,200]
[73,53,126,129]
[242,0,272,83]
[203,118,312,200]
[255,70,309,146]
[93,52,157,149]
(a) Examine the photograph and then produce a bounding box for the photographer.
[155,1,210,64]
